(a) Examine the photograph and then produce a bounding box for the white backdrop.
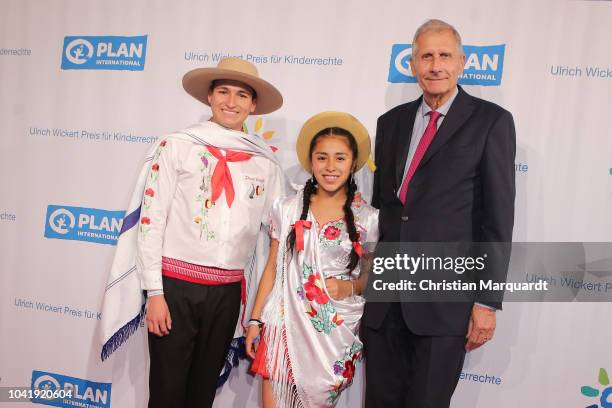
[1,0,612,407]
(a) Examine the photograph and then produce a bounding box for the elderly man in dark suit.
[362,19,516,407]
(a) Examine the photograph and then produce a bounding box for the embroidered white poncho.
[99,122,283,384]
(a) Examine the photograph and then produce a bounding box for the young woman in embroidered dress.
[245,112,379,408]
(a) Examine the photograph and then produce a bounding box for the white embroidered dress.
[261,190,379,408]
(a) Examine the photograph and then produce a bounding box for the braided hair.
[287,127,361,272]
[286,176,318,256]
[343,173,360,272]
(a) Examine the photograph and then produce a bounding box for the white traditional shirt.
[136,121,284,290]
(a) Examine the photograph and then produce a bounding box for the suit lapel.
[394,99,421,187]
[419,87,475,168]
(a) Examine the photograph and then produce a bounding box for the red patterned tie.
[399,111,442,204]
[206,146,252,208]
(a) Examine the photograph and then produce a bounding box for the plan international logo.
[61,35,147,71]
[44,205,125,245]
[388,44,506,86]
[31,370,111,408]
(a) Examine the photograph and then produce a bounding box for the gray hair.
[411,19,464,58]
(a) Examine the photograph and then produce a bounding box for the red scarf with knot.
[206,145,252,207]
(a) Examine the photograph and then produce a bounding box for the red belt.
[161,256,247,327]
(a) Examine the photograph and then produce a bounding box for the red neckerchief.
[206,146,252,207]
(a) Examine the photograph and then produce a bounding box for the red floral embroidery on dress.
[304,273,330,305]
[331,382,343,392]
[145,188,155,197]
[323,225,341,240]
[342,355,358,381]
[352,192,366,208]
[305,304,318,317]
[328,343,362,403]
[160,140,167,147]
[141,217,151,225]
[151,163,159,171]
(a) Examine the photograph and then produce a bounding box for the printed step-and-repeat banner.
[1,0,611,407]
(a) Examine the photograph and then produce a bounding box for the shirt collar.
[419,86,459,118]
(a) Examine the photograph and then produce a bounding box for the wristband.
[248,318,263,327]
[147,289,164,298]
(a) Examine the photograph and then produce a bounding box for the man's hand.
[146,295,172,337]
[465,304,496,352]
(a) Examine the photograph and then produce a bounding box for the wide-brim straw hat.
[296,111,371,172]
[182,57,283,115]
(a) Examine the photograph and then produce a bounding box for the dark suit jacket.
[363,87,516,336]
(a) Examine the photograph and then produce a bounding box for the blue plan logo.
[44,205,125,246]
[388,44,506,86]
[31,370,111,408]
[61,35,147,71]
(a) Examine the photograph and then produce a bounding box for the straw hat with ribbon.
[296,111,371,172]
[182,57,283,115]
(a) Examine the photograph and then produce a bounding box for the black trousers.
[148,276,241,408]
[362,303,466,408]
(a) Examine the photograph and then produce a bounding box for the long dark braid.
[343,173,360,272]
[286,176,318,254]
[288,127,361,273]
